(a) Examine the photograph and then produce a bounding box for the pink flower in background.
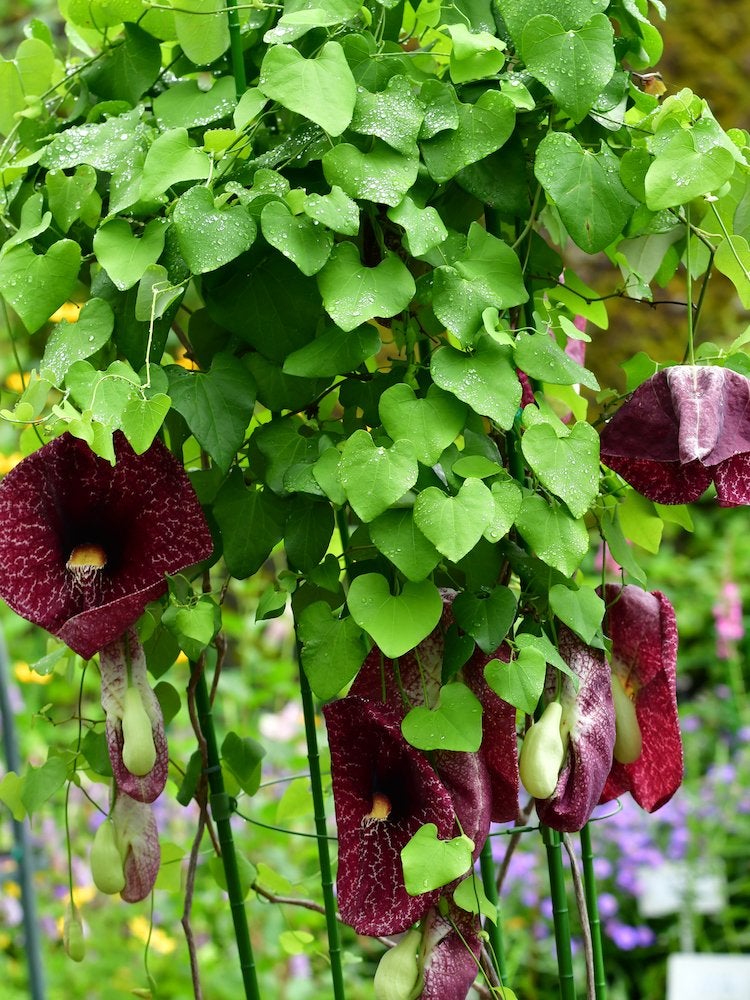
[713,580,744,659]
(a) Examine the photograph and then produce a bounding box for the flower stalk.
[192,657,260,1000]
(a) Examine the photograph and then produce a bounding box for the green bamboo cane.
[224,0,247,96]
[579,824,607,999]
[298,660,347,1000]
[192,660,260,1000]
[479,839,507,983]
[542,825,577,1000]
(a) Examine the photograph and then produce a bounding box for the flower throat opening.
[66,543,107,587]
[363,792,392,827]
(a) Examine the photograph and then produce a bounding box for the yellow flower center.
[66,544,107,586]
[363,792,392,827]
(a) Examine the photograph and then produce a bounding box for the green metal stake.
[479,839,507,984]
[0,628,46,1000]
[298,660,347,1000]
[542,825,577,1000]
[192,661,260,1000]
[580,824,607,999]
[224,0,247,96]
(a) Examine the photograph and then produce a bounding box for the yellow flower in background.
[172,347,198,371]
[48,302,81,324]
[0,453,23,476]
[13,661,54,685]
[128,915,177,955]
[4,371,29,394]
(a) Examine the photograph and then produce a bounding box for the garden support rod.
[192,659,260,1000]
[479,839,507,983]
[298,655,346,1000]
[0,628,46,1000]
[580,824,607,999]
[224,0,247,97]
[542,825,577,1000]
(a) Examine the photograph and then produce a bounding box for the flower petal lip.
[0,432,213,659]
[323,696,456,936]
[420,901,481,1000]
[111,792,161,904]
[599,585,682,813]
[600,366,750,505]
[536,627,616,833]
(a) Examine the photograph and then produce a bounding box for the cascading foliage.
[1,0,749,997]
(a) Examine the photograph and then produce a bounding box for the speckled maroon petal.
[463,646,519,823]
[600,370,680,462]
[0,431,213,658]
[713,452,750,506]
[536,628,615,833]
[111,793,160,903]
[602,454,712,505]
[421,902,481,1000]
[100,630,168,804]
[433,748,491,858]
[599,586,682,812]
[323,696,455,936]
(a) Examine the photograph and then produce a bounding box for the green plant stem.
[298,658,346,1000]
[479,839,507,983]
[192,660,260,1000]
[684,203,695,365]
[224,0,247,96]
[542,825,577,1000]
[579,824,607,1000]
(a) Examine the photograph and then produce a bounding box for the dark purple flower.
[99,628,168,803]
[420,901,481,1000]
[535,628,616,832]
[323,695,456,936]
[599,585,682,813]
[0,431,213,659]
[600,365,750,505]
[111,792,161,903]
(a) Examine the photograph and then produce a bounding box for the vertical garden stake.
[192,659,260,1000]
[542,825,577,1000]
[580,824,607,999]
[479,839,507,983]
[298,657,346,1000]
[224,0,247,97]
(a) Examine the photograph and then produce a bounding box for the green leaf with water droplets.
[317,243,415,331]
[521,420,600,518]
[260,201,333,276]
[431,335,521,428]
[347,574,443,659]
[173,186,256,274]
[401,824,474,895]
[369,508,441,582]
[138,129,211,201]
[402,682,483,752]
[340,429,419,521]
[414,479,495,564]
[350,74,425,154]
[515,494,589,575]
[421,90,516,182]
[0,239,81,333]
[298,602,368,700]
[93,217,168,291]
[322,140,420,208]
[42,298,114,383]
[378,383,467,466]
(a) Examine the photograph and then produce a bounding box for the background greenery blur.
[1,2,749,998]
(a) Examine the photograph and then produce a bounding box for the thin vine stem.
[580,824,607,999]
[542,825,577,1000]
[297,655,346,1000]
[684,203,695,365]
[191,657,260,1000]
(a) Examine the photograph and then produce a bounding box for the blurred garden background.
[1,1,749,998]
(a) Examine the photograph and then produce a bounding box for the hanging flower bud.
[610,673,642,765]
[63,902,85,962]
[121,686,157,777]
[111,793,161,903]
[374,927,423,1000]
[519,702,567,800]
[90,818,126,895]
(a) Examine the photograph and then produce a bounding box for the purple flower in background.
[600,365,750,505]
[713,580,744,659]
[0,431,213,659]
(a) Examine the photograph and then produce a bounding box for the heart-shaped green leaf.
[431,336,521,428]
[645,126,737,211]
[515,329,599,389]
[715,235,750,308]
[484,647,547,715]
[259,40,356,136]
[260,201,333,276]
[521,421,600,518]
[317,243,416,332]
[173,186,256,274]
[346,574,443,658]
[483,477,523,543]
[139,128,211,201]
[322,141,420,208]
[421,90,516,183]
[340,430,419,522]
[401,682,483,752]
[284,323,381,377]
[0,239,81,332]
[514,494,589,576]
[548,584,604,646]
[42,297,114,384]
[414,479,495,563]
[350,74,425,154]
[401,824,474,896]
[93,217,168,291]
[378,383,468,466]
[369,508,441,581]
[452,587,517,654]
[522,14,615,123]
[297,602,368,700]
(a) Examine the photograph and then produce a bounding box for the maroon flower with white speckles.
[535,627,616,832]
[420,900,481,1000]
[600,365,750,505]
[599,585,682,813]
[111,792,161,903]
[0,431,213,659]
